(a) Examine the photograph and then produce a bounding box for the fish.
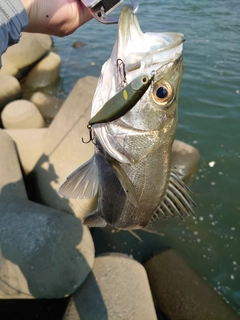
[59,5,196,235]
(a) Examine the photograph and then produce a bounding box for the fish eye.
[156,86,168,98]
[152,81,173,105]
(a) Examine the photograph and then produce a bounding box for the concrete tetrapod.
[2,100,45,129]
[0,33,52,79]
[0,129,95,299]
[0,198,94,299]
[64,253,158,320]
[0,129,28,200]
[0,75,21,111]
[144,248,240,320]
[171,139,200,184]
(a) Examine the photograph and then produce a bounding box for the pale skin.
[21,0,93,36]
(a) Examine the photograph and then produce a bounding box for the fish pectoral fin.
[83,211,107,228]
[151,167,196,221]
[58,156,99,199]
[107,157,140,208]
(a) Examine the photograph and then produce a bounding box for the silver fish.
[59,6,196,234]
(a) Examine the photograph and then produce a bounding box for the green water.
[52,0,240,314]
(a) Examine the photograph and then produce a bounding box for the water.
[52,0,240,314]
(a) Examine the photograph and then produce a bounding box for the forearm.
[0,0,28,64]
[0,0,92,66]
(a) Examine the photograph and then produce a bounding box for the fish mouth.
[117,6,184,74]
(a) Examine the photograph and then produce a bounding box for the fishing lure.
[88,73,154,126]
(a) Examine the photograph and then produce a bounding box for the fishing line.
[41,38,75,128]
[47,39,84,157]
[47,110,89,157]
[54,38,74,102]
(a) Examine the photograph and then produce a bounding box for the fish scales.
[117,146,171,229]
[59,5,196,235]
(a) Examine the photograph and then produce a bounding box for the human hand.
[21,0,92,36]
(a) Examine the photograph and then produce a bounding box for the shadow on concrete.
[23,153,74,214]
[64,270,109,320]
[0,298,69,320]
[0,186,106,320]
[0,195,85,297]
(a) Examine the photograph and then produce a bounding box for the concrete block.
[23,52,61,90]
[29,91,63,120]
[44,76,97,158]
[171,139,200,183]
[0,75,21,111]
[0,33,52,79]
[40,76,98,218]
[4,77,98,219]
[64,253,157,320]
[1,100,45,129]
[0,129,27,200]
[5,128,47,174]
[144,248,239,320]
[0,198,94,299]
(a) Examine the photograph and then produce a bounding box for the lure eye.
[141,76,148,84]
[152,81,173,105]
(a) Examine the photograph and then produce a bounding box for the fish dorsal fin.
[107,157,140,208]
[83,211,107,228]
[58,157,99,199]
[151,167,196,221]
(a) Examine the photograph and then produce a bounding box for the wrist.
[20,0,40,33]
[20,0,30,14]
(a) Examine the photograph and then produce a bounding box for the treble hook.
[116,58,127,89]
[82,124,96,145]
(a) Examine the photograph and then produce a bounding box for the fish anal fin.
[129,230,142,242]
[143,224,164,236]
[83,211,107,228]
